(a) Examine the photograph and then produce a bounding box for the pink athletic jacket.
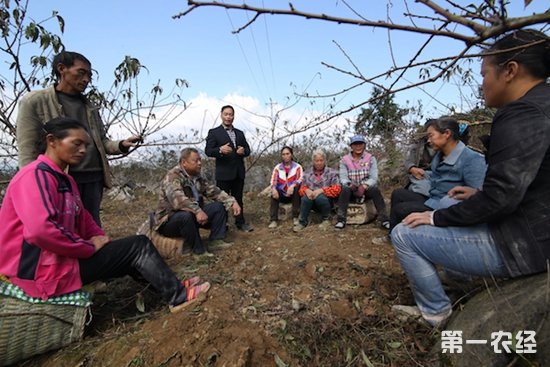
[0,155,102,299]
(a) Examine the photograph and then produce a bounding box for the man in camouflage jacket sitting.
[155,148,241,256]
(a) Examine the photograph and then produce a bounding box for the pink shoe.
[182,276,201,288]
[169,282,211,313]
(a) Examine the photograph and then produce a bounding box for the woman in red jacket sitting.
[268,146,303,228]
[0,117,209,313]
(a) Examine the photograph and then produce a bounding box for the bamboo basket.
[136,217,183,259]
[0,287,89,366]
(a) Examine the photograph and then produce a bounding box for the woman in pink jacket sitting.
[0,117,209,313]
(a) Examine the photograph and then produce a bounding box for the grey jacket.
[404,136,435,172]
[434,82,550,277]
[16,86,123,188]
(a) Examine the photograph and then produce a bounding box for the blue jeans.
[299,194,332,225]
[391,223,509,317]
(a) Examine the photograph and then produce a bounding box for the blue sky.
[29,1,391,101]
[20,1,550,146]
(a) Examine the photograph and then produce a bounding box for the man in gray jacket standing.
[16,51,141,226]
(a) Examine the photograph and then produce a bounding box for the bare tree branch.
[1,2,193,170]
[415,0,486,35]
[173,0,549,130]
[178,1,550,45]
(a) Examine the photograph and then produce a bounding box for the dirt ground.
[20,189,444,367]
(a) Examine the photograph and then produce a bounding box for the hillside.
[21,188,443,367]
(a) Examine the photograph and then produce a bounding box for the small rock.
[291,299,302,311]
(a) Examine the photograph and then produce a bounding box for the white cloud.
[128,91,350,152]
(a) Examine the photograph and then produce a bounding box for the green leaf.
[24,23,38,42]
[40,34,51,50]
[56,14,65,33]
[51,35,63,52]
[135,294,145,313]
[387,341,402,349]
[274,353,288,367]
[346,347,353,362]
[360,350,375,367]
[12,8,19,23]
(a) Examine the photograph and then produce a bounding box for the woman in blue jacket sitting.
[391,29,550,327]
[388,117,486,230]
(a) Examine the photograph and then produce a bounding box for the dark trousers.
[158,202,227,254]
[79,235,186,306]
[337,185,388,223]
[76,179,104,227]
[299,194,333,225]
[217,178,245,226]
[270,190,301,221]
[389,188,430,230]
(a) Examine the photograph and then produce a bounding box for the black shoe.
[237,223,254,232]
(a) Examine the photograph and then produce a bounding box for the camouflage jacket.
[154,165,236,229]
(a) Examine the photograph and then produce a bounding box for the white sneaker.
[423,308,452,327]
[268,221,278,228]
[293,218,300,226]
[392,304,452,327]
[334,221,345,230]
[391,305,421,317]
[293,223,306,232]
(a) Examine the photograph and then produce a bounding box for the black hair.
[425,117,460,141]
[487,29,550,79]
[51,51,92,79]
[281,146,293,156]
[220,105,234,113]
[179,147,199,163]
[36,117,86,153]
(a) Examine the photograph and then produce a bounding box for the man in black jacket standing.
[205,105,253,232]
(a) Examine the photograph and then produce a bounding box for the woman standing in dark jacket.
[391,29,550,327]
